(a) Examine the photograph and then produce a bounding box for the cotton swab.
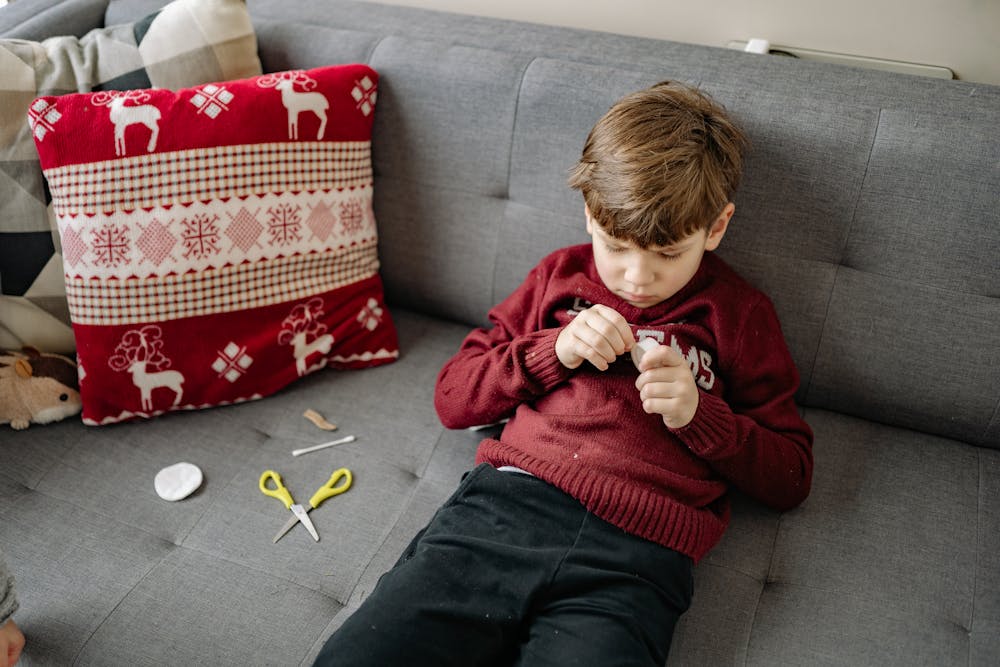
[291,435,356,456]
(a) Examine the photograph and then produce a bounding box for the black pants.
[314,464,693,667]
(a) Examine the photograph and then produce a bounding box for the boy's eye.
[606,244,627,253]
[659,251,682,261]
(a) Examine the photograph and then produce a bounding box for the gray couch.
[2,0,998,665]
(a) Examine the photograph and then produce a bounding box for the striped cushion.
[31,64,398,425]
[0,0,260,355]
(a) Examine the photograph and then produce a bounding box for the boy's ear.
[705,202,735,251]
[584,202,594,234]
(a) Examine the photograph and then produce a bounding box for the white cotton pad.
[154,462,204,501]
[630,337,661,369]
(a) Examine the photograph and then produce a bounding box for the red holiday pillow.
[31,65,398,425]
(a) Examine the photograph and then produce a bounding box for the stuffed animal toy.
[1,347,81,430]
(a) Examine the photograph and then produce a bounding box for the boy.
[314,81,813,666]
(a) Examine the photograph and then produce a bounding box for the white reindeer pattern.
[257,71,330,140]
[124,361,184,411]
[285,331,334,376]
[108,326,184,411]
[92,91,161,156]
[278,297,334,376]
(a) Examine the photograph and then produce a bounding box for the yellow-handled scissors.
[267,468,353,543]
[260,470,321,542]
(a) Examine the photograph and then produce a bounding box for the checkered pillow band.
[31,64,398,425]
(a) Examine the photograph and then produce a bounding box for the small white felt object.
[630,337,661,369]
[154,462,204,501]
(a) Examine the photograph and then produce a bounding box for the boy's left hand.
[634,344,699,429]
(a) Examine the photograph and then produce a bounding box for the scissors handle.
[259,470,294,510]
[308,468,353,508]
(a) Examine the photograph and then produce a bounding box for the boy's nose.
[624,257,655,286]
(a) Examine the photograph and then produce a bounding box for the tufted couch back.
[171,0,1000,450]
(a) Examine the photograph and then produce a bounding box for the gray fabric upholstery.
[2,0,998,665]
[0,0,106,39]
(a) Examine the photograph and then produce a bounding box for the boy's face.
[586,203,734,309]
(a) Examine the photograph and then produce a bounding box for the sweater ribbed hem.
[476,440,728,563]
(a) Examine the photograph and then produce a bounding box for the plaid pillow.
[0,0,260,355]
[31,64,398,425]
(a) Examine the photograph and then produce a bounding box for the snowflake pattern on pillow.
[31,65,398,425]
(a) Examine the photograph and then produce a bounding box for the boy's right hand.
[555,304,635,371]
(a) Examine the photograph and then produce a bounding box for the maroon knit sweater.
[434,244,813,563]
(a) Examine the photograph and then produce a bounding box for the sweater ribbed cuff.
[672,391,737,460]
[519,328,572,392]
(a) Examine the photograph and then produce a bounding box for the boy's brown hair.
[568,81,749,247]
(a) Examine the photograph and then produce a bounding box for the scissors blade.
[291,503,320,542]
[272,511,304,543]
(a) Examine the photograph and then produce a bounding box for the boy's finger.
[583,347,611,371]
[588,305,633,350]
[604,310,635,349]
[618,321,636,350]
[642,343,686,369]
[574,323,618,360]
[592,303,628,325]
[661,344,687,365]
[588,305,633,353]
[565,329,615,371]
[635,370,683,392]
[592,325,627,357]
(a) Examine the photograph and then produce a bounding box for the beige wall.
[361,0,999,85]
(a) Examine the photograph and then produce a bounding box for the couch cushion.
[31,64,398,425]
[742,409,999,665]
[666,409,1000,666]
[808,268,999,448]
[0,307,470,664]
[0,0,260,355]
